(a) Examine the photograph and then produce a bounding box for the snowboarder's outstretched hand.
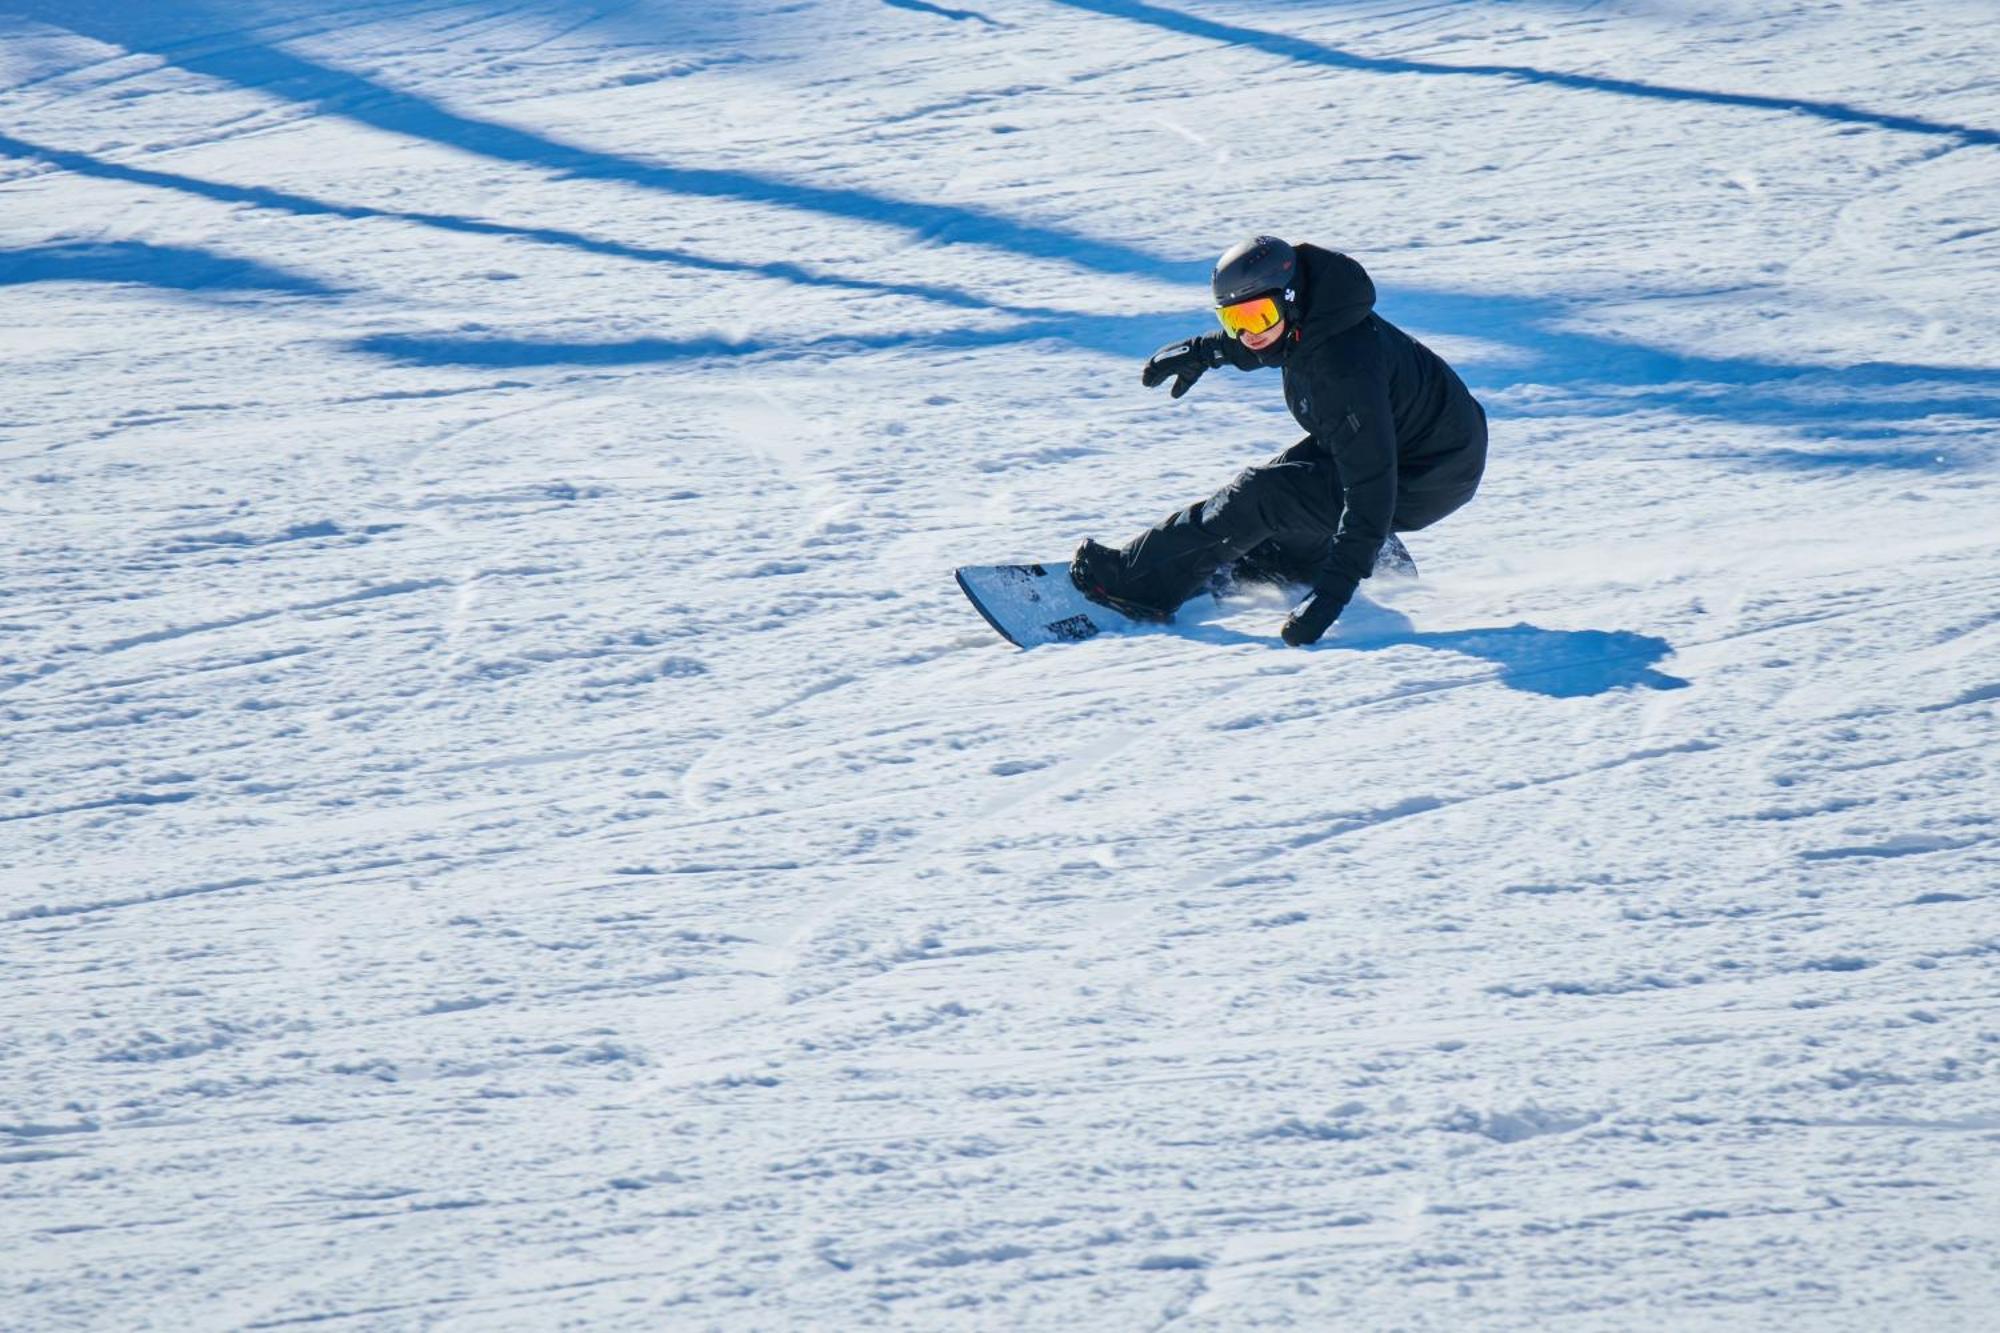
[1142,336,1222,399]
[1281,586,1347,647]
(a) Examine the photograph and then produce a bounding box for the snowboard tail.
[1376,533,1418,580]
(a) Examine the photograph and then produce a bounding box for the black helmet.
[1212,235,1296,308]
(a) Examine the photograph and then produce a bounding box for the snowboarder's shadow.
[1177,594,1689,697]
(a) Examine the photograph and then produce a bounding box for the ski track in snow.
[2,0,1997,1328]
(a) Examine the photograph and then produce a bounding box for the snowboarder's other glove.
[1142,335,1224,399]
[1280,585,1349,647]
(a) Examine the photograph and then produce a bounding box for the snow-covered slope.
[3,1,1996,1327]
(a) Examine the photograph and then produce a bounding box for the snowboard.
[955,537,1417,649]
[954,562,1149,648]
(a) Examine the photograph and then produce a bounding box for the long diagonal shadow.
[1384,287,2000,436]
[0,240,337,295]
[350,313,1199,366]
[1047,0,1996,145]
[351,317,2000,443]
[23,2,1184,279]
[0,131,1031,315]
[883,0,1003,24]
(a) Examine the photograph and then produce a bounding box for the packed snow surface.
[3,1,1997,1327]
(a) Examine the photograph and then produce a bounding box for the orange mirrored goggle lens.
[1216,295,1282,338]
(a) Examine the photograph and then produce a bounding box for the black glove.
[1141,335,1224,399]
[1280,586,1348,647]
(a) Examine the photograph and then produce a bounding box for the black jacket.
[1211,245,1486,607]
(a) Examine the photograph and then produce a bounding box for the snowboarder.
[1071,236,1488,646]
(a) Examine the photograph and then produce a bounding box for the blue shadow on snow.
[1046,0,1996,146]
[881,0,1002,26]
[1179,598,1688,697]
[21,2,1182,280]
[1384,287,2000,437]
[0,240,337,295]
[349,308,1200,367]
[0,132,1025,317]
[348,311,2000,447]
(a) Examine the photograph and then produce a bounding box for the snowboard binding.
[1069,539,1175,624]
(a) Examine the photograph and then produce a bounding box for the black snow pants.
[1108,432,1484,614]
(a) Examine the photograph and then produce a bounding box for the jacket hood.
[1293,244,1376,339]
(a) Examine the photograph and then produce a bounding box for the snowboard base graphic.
[954,562,1147,648]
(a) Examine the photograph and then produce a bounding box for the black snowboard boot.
[1070,538,1175,623]
[1231,538,1319,590]
[1215,535,1415,595]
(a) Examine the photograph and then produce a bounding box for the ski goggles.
[1216,294,1283,339]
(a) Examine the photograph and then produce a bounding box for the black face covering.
[1253,332,1293,368]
